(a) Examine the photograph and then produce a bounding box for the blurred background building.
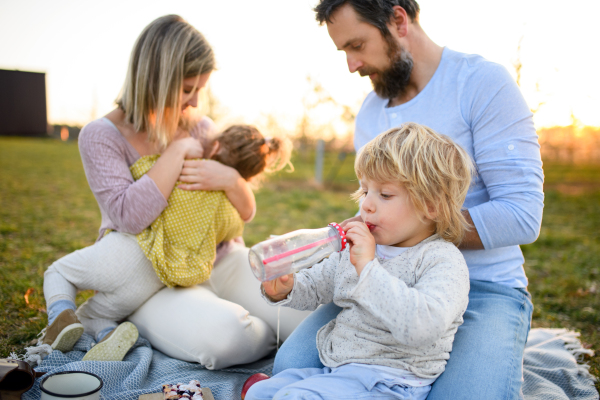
[0,69,47,137]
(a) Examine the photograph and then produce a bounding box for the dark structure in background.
[0,69,48,137]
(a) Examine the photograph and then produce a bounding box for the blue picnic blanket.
[23,329,598,400]
[23,333,273,400]
[522,329,598,400]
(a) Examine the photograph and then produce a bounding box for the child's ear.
[425,202,438,220]
[208,141,220,159]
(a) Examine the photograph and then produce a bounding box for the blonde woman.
[40,15,310,369]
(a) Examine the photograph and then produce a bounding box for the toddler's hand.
[344,221,376,275]
[262,274,294,302]
[339,215,363,231]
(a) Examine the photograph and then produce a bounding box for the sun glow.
[0,0,598,140]
[60,126,69,141]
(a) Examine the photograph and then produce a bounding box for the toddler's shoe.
[82,322,138,362]
[40,309,84,352]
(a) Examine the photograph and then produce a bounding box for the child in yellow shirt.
[132,125,283,288]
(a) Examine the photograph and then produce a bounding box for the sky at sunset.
[1,0,599,134]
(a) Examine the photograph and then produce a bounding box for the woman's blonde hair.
[353,122,474,244]
[116,15,215,149]
[213,125,293,182]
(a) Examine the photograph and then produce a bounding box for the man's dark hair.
[314,0,420,38]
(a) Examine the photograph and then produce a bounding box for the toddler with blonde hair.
[248,122,474,400]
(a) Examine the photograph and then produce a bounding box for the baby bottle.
[248,223,347,282]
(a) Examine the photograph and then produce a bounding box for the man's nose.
[347,56,363,73]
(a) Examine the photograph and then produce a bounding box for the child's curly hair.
[353,122,475,245]
[213,125,293,182]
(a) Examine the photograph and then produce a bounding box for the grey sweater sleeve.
[262,252,341,311]
[348,243,470,348]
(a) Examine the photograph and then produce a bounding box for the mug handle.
[0,358,40,400]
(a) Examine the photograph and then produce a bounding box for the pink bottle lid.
[329,222,347,251]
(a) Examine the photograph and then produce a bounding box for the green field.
[1,137,598,389]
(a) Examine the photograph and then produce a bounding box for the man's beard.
[360,37,414,100]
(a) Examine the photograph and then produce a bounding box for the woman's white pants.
[43,232,311,369]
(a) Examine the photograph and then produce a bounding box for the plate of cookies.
[138,380,213,400]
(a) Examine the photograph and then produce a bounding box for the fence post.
[315,139,325,185]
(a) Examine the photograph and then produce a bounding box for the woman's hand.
[262,274,295,302]
[172,136,205,159]
[178,160,256,221]
[146,136,203,200]
[179,159,240,191]
[344,221,376,276]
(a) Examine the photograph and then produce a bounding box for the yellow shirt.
[130,155,244,287]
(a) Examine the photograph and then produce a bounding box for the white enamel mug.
[40,371,103,400]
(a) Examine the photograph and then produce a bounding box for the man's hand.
[344,221,376,276]
[262,274,295,302]
[458,209,485,250]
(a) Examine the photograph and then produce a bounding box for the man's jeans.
[274,279,533,400]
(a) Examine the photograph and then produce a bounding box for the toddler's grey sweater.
[267,234,470,379]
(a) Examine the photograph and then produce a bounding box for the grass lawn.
[1,137,598,390]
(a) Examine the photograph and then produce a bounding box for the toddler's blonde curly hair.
[354,122,474,245]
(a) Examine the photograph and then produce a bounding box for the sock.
[96,327,114,342]
[47,299,76,326]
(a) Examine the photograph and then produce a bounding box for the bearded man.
[274,1,544,399]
